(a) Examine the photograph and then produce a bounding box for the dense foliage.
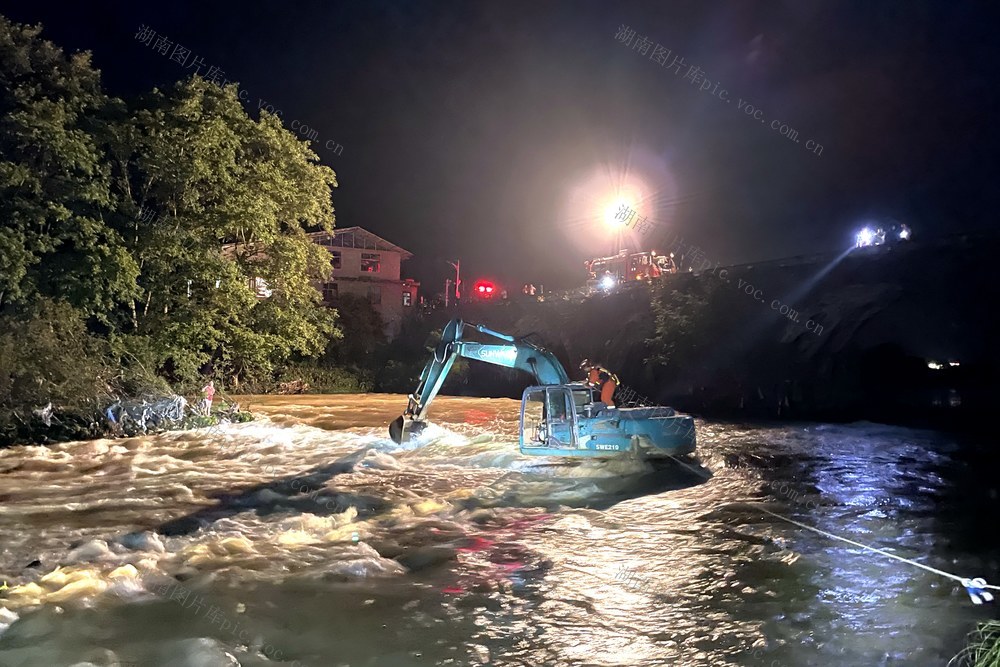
[646,277,722,374]
[0,16,350,442]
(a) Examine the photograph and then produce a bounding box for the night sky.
[6,1,999,292]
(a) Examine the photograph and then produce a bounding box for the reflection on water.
[0,394,995,666]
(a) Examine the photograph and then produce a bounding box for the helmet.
[579,358,591,370]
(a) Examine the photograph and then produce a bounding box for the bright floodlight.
[603,198,635,227]
[899,227,911,240]
[856,227,875,247]
[600,274,616,290]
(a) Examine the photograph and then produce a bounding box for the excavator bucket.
[389,416,426,444]
[389,415,406,444]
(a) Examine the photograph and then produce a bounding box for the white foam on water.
[0,608,19,639]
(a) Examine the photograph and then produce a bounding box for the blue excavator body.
[389,319,696,460]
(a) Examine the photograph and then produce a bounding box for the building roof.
[308,226,413,260]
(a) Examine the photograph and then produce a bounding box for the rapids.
[0,394,995,666]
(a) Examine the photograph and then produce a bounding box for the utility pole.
[447,259,461,303]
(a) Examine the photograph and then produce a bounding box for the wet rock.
[157,517,203,537]
[119,531,166,553]
[395,545,459,572]
[467,508,499,524]
[250,488,286,505]
[66,540,114,563]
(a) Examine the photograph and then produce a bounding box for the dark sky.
[6,0,999,292]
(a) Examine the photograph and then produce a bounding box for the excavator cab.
[520,385,598,450]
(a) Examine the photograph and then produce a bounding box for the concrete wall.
[328,246,402,281]
[325,278,418,337]
[317,242,419,336]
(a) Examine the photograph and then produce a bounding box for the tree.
[1,14,344,403]
[105,77,341,384]
[0,299,110,413]
[0,15,138,320]
[324,294,386,365]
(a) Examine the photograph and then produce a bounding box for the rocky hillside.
[432,231,997,430]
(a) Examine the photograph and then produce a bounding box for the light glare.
[857,227,875,247]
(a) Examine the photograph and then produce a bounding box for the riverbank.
[5,232,993,448]
[410,231,998,434]
[0,397,254,448]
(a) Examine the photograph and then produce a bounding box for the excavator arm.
[389,319,569,443]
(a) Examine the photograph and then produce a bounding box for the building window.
[361,252,381,273]
[368,285,381,305]
[402,291,412,307]
[330,250,342,270]
[323,282,338,302]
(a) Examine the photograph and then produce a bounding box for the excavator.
[389,319,697,460]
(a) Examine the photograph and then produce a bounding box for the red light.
[474,280,496,297]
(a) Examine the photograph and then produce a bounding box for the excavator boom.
[389,319,569,443]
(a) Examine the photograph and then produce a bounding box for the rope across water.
[757,507,998,603]
[661,451,998,604]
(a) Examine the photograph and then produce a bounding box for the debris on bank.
[1,391,254,448]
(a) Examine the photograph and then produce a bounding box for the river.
[0,394,995,666]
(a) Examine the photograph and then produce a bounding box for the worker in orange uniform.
[579,359,620,407]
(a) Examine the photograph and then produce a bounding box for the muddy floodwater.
[0,394,996,666]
